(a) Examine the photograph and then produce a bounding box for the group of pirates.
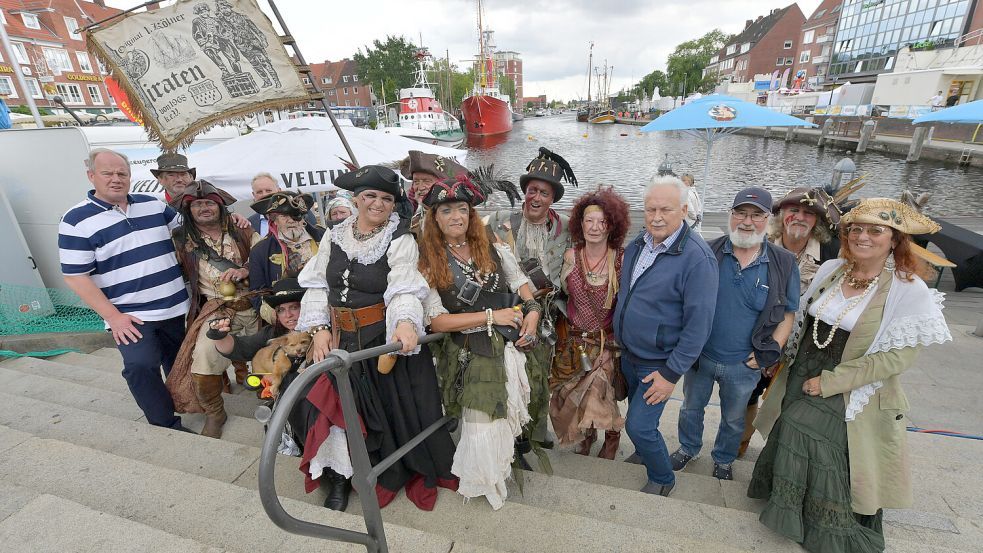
[158,140,895,518]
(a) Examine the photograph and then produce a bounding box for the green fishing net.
[0,284,104,336]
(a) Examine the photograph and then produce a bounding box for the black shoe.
[640,480,675,497]
[624,452,643,464]
[712,463,733,481]
[669,448,693,471]
[539,433,555,449]
[322,470,351,511]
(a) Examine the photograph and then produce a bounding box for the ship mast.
[477,0,486,89]
[585,42,593,106]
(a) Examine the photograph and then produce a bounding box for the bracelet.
[522,299,542,315]
[307,324,330,337]
[485,308,494,337]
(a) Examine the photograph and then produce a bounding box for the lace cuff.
[422,288,449,326]
[386,293,424,355]
[297,288,330,331]
[494,242,531,292]
[845,381,884,422]
[867,312,952,354]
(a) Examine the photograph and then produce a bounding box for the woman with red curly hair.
[549,187,631,459]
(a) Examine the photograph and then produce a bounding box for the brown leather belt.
[223,298,253,312]
[331,302,386,332]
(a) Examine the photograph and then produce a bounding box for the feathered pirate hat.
[399,150,469,181]
[250,190,315,221]
[422,168,521,209]
[169,179,236,211]
[773,186,841,229]
[841,198,941,236]
[519,147,578,201]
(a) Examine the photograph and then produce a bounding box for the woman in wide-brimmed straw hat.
[748,198,953,553]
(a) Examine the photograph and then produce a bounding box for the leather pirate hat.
[519,147,578,202]
[399,150,468,180]
[151,153,196,178]
[170,179,236,210]
[250,191,315,221]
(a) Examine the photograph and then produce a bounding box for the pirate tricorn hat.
[399,150,468,180]
[169,179,236,210]
[421,168,521,209]
[519,147,578,201]
[773,186,841,229]
[250,191,315,221]
[151,153,196,178]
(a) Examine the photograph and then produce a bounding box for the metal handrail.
[257,332,448,553]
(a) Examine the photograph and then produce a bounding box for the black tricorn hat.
[169,179,236,210]
[250,191,315,221]
[151,152,196,178]
[399,150,468,180]
[263,277,305,308]
[519,147,578,202]
[422,174,487,208]
[335,165,403,198]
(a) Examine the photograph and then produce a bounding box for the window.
[354,99,360,106]
[87,84,103,104]
[22,13,40,30]
[343,87,348,95]
[26,77,43,99]
[786,57,794,65]
[43,48,73,73]
[342,75,349,83]
[321,77,332,84]
[784,40,793,49]
[76,51,93,73]
[777,57,785,66]
[352,75,358,82]
[726,44,736,55]
[0,76,17,98]
[301,76,310,84]
[345,100,350,106]
[800,51,811,63]
[64,17,81,39]
[55,83,84,104]
[97,59,108,74]
[740,42,750,53]
[803,30,814,44]
[11,42,29,64]
[353,86,358,94]
[814,9,826,19]
[328,89,335,96]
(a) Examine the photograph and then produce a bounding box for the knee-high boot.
[738,403,759,458]
[574,428,598,456]
[192,374,228,439]
[233,361,249,386]
[597,430,621,460]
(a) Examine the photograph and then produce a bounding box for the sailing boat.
[589,62,615,124]
[460,0,513,137]
[576,42,593,123]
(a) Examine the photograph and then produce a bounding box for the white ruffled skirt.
[452,343,531,510]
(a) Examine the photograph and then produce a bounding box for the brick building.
[493,49,522,107]
[305,58,375,109]
[0,0,121,114]
[522,95,547,109]
[791,0,841,89]
[706,4,806,88]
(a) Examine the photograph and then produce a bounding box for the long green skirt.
[747,317,885,553]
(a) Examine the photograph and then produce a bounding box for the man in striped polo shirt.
[59,148,192,431]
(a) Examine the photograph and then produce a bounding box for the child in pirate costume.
[166,181,261,439]
[416,173,531,510]
[485,147,577,466]
[248,191,325,320]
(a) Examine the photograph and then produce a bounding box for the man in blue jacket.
[614,176,718,497]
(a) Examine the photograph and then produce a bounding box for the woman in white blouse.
[747,199,952,553]
[294,165,456,513]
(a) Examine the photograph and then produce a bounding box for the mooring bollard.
[857,120,876,153]
[907,126,928,162]
[785,126,796,142]
[817,119,833,148]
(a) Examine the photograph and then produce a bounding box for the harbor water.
[464,114,983,216]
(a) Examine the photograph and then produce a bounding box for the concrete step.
[0,492,226,552]
[0,433,494,553]
[0,356,264,419]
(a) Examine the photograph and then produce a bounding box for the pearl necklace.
[812,266,880,349]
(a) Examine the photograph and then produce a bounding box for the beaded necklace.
[352,217,386,241]
[812,265,880,349]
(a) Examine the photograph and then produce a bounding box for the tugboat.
[377,48,465,148]
[460,0,513,137]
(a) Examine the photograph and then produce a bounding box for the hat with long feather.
[519,147,578,201]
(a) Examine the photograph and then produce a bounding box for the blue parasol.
[912,99,983,125]
[640,95,816,222]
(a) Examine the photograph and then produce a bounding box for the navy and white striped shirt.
[58,191,190,322]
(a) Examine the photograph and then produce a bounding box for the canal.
[463,114,983,216]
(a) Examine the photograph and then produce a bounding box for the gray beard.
[730,228,767,249]
[785,224,812,241]
[278,224,307,243]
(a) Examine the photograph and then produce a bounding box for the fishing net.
[0,283,104,336]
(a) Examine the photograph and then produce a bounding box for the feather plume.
[470,164,522,206]
[530,147,578,187]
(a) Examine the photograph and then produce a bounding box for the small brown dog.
[251,331,312,397]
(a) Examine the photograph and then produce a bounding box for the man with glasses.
[671,187,800,480]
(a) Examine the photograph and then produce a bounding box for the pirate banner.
[85,0,309,149]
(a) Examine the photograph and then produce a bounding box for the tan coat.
[755,264,919,515]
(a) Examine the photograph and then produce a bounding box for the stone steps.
[5,348,978,552]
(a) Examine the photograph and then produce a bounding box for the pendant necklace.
[582,247,608,279]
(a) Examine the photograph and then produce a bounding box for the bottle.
[577,344,592,374]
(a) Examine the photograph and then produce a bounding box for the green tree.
[353,35,418,105]
[665,29,730,95]
[633,69,669,99]
[10,105,52,116]
[498,74,515,104]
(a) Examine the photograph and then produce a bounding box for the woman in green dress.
[748,198,952,552]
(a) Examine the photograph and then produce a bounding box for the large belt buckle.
[456,279,482,306]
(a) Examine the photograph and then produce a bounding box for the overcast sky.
[107,0,822,101]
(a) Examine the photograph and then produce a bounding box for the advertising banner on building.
[85,0,309,149]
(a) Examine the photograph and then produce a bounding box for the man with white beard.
[670,187,800,480]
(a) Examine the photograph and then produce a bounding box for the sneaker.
[640,480,675,497]
[712,462,733,480]
[624,452,644,465]
[669,448,693,471]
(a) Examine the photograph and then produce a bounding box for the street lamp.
[830,157,856,191]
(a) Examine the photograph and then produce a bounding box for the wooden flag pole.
[266,0,360,168]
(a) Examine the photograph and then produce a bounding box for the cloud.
[106,0,822,100]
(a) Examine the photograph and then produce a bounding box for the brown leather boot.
[737,403,759,458]
[233,361,249,386]
[597,430,621,460]
[192,374,228,439]
[574,428,597,456]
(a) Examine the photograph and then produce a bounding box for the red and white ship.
[460,1,513,137]
[378,48,465,148]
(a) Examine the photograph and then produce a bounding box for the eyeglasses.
[845,224,890,237]
[731,209,769,222]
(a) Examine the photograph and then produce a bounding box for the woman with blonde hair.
[748,198,952,552]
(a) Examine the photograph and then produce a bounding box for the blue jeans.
[677,354,761,465]
[116,316,185,428]
[621,355,674,487]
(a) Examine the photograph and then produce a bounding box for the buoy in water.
[582,133,588,138]
[528,135,536,140]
